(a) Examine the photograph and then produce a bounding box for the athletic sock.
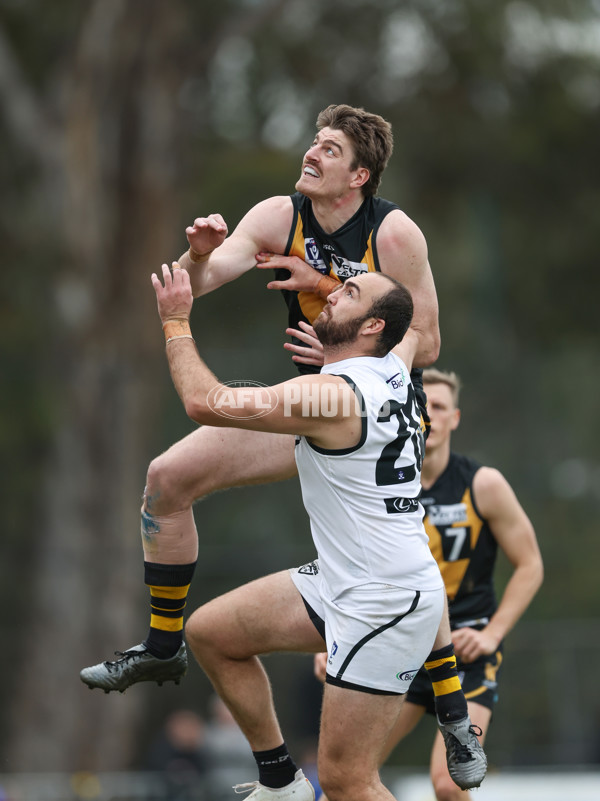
[425,643,468,723]
[142,561,196,658]
[252,743,298,789]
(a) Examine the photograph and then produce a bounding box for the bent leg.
[141,428,297,656]
[80,431,299,688]
[186,569,325,752]
[424,593,469,725]
[142,426,297,564]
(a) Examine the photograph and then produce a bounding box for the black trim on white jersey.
[305,375,367,456]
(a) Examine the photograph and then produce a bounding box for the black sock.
[252,743,298,788]
[425,643,468,723]
[142,561,196,658]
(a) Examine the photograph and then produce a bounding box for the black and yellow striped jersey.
[421,452,498,629]
[280,192,399,374]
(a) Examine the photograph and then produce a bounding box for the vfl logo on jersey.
[396,669,418,682]
[386,371,405,390]
[297,561,319,576]
[427,503,468,526]
[304,238,328,273]
[331,254,369,279]
[384,497,420,515]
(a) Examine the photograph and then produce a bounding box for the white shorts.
[290,560,444,695]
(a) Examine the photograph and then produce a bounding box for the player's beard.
[313,311,367,348]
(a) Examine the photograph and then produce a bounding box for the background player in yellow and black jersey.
[373,368,542,801]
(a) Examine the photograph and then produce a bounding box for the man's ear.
[361,317,385,336]
[350,167,370,189]
[451,408,461,431]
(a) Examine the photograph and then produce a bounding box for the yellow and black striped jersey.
[280,192,399,374]
[421,452,498,629]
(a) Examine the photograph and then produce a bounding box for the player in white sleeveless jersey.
[293,352,443,693]
[142,265,486,801]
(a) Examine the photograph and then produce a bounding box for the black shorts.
[405,646,503,715]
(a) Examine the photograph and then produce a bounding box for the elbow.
[184,397,210,425]
[426,334,441,365]
[534,559,545,592]
[413,333,441,368]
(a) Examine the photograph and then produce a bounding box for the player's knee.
[145,454,177,504]
[319,760,366,801]
[184,607,215,658]
[144,452,198,509]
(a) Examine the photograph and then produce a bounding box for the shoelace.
[449,736,475,763]
[104,649,144,668]
[449,724,484,762]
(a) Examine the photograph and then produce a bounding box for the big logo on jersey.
[384,497,420,514]
[331,253,369,279]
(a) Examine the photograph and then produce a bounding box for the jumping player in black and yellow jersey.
[314,368,543,801]
[81,104,439,691]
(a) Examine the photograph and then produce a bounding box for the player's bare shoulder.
[472,466,512,517]
[235,194,295,254]
[375,208,429,280]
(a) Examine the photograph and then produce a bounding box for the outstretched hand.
[151,263,194,323]
[256,252,320,293]
[186,214,228,256]
[285,322,324,368]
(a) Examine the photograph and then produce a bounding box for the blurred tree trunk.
[4,0,185,770]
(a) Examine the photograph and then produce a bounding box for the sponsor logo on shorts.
[384,497,420,514]
[297,561,319,576]
[396,669,418,682]
[328,641,338,665]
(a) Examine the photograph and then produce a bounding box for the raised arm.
[177,195,294,297]
[151,264,362,450]
[452,467,544,663]
[375,210,440,367]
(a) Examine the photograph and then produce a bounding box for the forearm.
[181,240,261,298]
[164,334,219,421]
[484,562,544,645]
[178,247,222,298]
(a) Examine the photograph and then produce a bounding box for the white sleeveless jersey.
[295,352,443,600]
